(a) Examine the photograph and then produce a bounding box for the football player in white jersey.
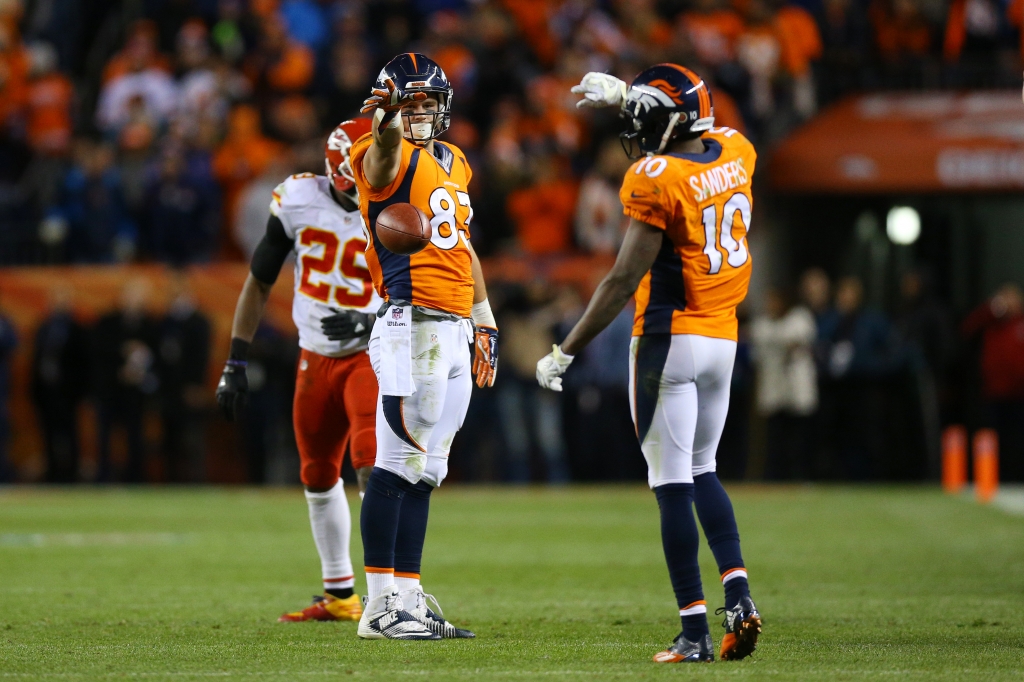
[216,118,382,623]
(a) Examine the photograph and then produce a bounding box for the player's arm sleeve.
[250,214,293,285]
[619,166,670,229]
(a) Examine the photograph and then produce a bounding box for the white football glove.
[571,72,628,110]
[536,344,575,392]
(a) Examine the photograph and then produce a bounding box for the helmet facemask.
[400,92,451,143]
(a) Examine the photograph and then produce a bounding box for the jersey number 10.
[298,228,374,307]
[701,193,751,275]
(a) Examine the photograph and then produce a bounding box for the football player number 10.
[298,228,374,307]
[701,193,751,275]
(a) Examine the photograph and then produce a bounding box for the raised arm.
[360,78,426,189]
[363,109,405,189]
[536,218,663,391]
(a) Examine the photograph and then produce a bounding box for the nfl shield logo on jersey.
[392,307,404,320]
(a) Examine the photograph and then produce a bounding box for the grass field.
[1,485,1022,680]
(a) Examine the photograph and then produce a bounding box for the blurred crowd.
[743,270,1024,482]
[0,277,306,484]
[2,0,1024,264]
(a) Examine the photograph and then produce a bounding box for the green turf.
[0,485,1022,680]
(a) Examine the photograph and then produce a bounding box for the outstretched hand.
[361,77,427,115]
[571,72,629,110]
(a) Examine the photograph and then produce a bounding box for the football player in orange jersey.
[216,119,379,625]
[347,53,494,640]
[538,66,762,663]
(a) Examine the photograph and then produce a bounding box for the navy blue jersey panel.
[367,148,421,301]
[633,333,672,445]
[642,234,687,335]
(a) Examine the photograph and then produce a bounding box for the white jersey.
[269,173,382,358]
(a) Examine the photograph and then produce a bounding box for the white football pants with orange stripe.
[369,315,472,488]
[628,334,736,488]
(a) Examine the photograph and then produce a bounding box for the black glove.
[216,360,249,421]
[321,309,375,341]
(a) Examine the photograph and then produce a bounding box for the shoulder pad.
[270,173,327,215]
[707,127,754,153]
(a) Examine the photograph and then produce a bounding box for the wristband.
[471,299,496,329]
[229,337,251,362]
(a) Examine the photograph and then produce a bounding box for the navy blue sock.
[360,468,411,570]
[394,480,433,578]
[693,472,749,609]
[654,484,708,640]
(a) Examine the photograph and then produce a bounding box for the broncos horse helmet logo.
[627,84,679,114]
[648,79,685,103]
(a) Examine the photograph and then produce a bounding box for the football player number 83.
[428,187,472,250]
[298,228,374,307]
[701,193,751,275]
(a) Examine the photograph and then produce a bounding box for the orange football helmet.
[325,118,372,194]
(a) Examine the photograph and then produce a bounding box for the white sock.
[396,574,420,594]
[305,481,354,592]
[366,571,395,603]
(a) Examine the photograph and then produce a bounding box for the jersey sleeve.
[269,173,319,239]
[350,135,414,202]
[619,160,677,230]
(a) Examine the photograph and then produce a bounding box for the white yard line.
[961,484,1024,516]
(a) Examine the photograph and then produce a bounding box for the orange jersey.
[620,127,757,341]
[350,135,475,317]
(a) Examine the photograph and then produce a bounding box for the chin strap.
[654,112,682,156]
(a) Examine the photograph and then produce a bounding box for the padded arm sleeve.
[250,214,293,285]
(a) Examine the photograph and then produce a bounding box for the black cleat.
[717,596,762,660]
[653,632,714,662]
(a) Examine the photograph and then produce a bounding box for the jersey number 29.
[701,193,751,275]
[298,228,374,307]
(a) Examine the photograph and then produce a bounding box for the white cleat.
[400,587,476,639]
[356,586,440,640]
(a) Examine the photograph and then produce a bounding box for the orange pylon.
[942,425,967,494]
[973,429,999,503]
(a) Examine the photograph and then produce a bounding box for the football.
[375,203,432,255]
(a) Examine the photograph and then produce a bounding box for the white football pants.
[628,334,736,487]
[369,315,472,487]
